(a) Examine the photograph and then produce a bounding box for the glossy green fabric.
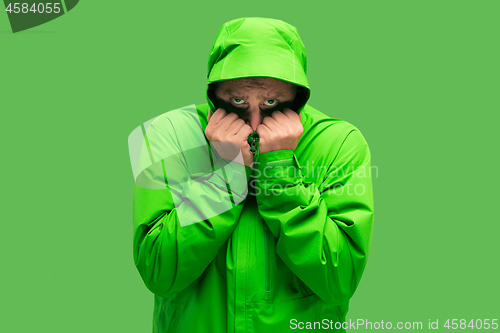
[132,17,374,333]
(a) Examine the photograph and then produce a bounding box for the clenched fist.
[256,108,303,154]
[205,108,255,167]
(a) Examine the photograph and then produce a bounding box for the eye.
[264,99,277,106]
[231,98,245,105]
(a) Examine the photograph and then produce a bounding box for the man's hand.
[256,108,303,154]
[205,108,255,168]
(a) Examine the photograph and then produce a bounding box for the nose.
[245,105,265,132]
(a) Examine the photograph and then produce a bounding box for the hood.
[206,17,310,115]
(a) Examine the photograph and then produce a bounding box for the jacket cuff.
[252,149,308,233]
[254,149,303,181]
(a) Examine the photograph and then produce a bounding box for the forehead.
[216,78,295,98]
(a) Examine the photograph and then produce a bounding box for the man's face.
[214,77,298,132]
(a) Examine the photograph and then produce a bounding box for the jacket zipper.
[248,133,270,297]
[263,224,270,295]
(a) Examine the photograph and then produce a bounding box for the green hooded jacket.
[131,17,374,332]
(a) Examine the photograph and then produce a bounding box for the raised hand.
[205,107,255,167]
[256,108,303,154]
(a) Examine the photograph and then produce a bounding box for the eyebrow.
[222,89,284,100]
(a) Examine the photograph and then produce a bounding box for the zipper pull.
[248,133,259,156]
[250,138,256,155]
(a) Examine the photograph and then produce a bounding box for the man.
[131,17,374,332]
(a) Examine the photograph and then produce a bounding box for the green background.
[1,0,498,332]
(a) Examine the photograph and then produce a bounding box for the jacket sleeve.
[132,119,251,298]
[253,128,374,305]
